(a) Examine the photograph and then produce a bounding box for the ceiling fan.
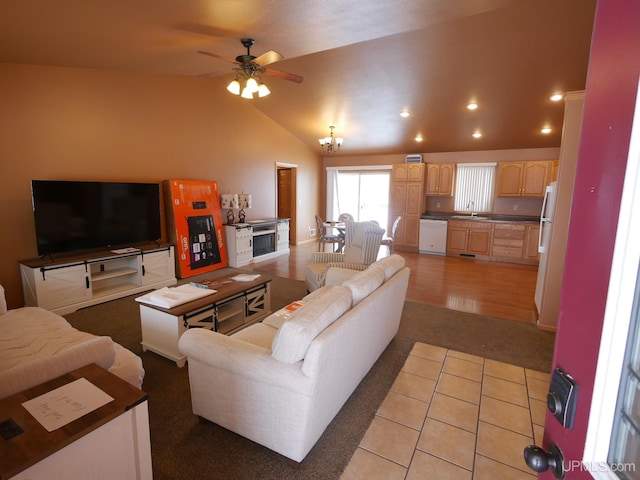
[198,38,303,98]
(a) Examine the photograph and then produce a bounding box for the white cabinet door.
[22,264,91,311]
[277,220,290,251]
[141,248,175,286]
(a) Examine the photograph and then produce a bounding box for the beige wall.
[0,63,322,308]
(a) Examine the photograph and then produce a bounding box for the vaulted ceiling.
[0,0,597,156]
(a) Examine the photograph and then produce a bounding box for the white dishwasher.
[419,218,448,255]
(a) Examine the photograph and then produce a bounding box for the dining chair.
[315,215,344,252]
[381,216,401,254]
[336,213,354,243]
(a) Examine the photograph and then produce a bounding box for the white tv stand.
[20,244,176,315]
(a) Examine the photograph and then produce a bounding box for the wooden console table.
[137,271,272,367]
[0,364,151,480]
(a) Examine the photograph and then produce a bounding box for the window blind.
[454,163,497,213]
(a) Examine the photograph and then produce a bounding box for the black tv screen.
[31,180,162,256]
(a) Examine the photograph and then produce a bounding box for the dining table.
[323,221,346,252]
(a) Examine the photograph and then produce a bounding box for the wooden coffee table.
[136,271,272,367]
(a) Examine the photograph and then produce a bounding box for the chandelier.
[318,126,344,153]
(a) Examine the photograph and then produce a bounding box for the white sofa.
[0,285,145,399]
[178,254,409,462]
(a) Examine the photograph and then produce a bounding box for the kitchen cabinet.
[550,160,559,182]
[446,219,492,256]
[524,225,541,261]
[491,223,526,260]
[389,163,425,251]
[392,163,425,182]
[426,163,455,196]
[497,161,551,197]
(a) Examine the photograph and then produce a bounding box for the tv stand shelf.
[20,244,177,315]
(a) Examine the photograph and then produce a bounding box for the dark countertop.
[421,212,539,223]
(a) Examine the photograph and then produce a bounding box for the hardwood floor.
[251,242,539,324]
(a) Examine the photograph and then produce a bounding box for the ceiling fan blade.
[253,50,284,67]
[263,68,304,84]
[197,50,237,65]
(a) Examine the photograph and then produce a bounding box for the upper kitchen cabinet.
[392,163,426,182]
[426,163,455,196]
[496,161,552,197]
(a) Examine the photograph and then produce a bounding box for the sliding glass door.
[327,168,390,229]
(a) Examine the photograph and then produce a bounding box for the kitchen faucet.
[467,200,476,216]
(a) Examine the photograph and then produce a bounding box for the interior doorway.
[276,164,297,245]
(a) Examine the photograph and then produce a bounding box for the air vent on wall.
[405,154,423,163]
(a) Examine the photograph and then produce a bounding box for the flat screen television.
[31,180,162,256]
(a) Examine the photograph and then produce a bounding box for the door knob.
[524,444,566,479]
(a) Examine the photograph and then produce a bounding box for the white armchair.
[305,221,385,291]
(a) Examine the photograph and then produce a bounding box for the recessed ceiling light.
[541,127,552,134]
[472,131,482,138]
[467,102,479,110]
[549,93,564,102]
[415,135,423,142]
[400,111,410,117]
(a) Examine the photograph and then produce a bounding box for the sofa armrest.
[178,329,312,393]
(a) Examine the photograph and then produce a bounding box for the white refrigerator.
[534,91,584,330]
[534,182,557,312]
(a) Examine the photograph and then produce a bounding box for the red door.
[530,2,640,479]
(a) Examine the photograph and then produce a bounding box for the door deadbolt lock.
[548,367,578,429]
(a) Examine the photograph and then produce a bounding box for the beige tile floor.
[341,343,550,480]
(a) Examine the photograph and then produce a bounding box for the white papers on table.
[231,274,261,282]
[135,284,217,308]
[111,247,140,254]
[22,378,114,432]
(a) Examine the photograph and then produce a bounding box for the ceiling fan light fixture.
[257,83,271,97]
[241,86,253,99]
[245,77,259,93]
[226,79,241,95]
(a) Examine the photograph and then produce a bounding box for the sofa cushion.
[262,301,305,330]
[342,266,385,306]
[232,323,279,350]
[371,254,406,281]
[271,286,352,363]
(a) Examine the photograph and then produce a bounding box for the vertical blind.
[454,163,497,213]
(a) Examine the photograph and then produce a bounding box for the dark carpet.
[64,273,555,480]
